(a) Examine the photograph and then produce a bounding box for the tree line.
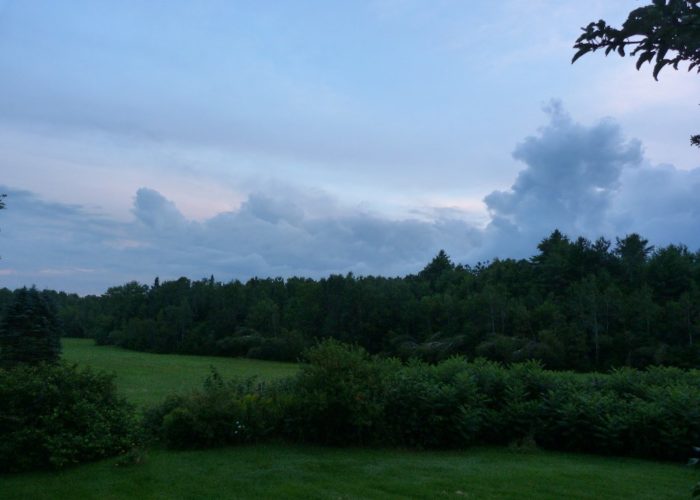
[2,230,699,371]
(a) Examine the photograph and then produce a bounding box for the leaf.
[652,59,668,79]
[572,46,593,64]
[636,51,655,70]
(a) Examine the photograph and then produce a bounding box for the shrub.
[382,358,486,448]
[282,339,391,445]
[0,362,137,472]
[247,331,306,362]
[140,340,700,462]
[145,370,284,449]
[215,334,263,357]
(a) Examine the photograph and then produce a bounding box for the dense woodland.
[3,230,699,371]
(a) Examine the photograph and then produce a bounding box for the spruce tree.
[0,287,61,367]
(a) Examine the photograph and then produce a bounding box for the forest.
[4,229,699,371]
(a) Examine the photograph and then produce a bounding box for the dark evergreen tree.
[0,287,61,367]
[419,250,455,291]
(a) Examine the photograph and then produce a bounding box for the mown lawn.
[3,444,698,499]
[61,338,299,406]
[8,338,692,499]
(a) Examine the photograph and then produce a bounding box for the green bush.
[145,370,284,449]
[0,362,137,472]
[382,358,486,448]
[140,340,700,462]
[247,331,306,362]
[282,339,390,445]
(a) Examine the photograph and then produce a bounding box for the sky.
[1,0,699,294]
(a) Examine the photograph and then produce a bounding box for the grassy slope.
[61,338,299,407]
[4,445,697,499]
[5,338,695,499]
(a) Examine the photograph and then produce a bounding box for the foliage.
[0,287,61,368]
[282,339,390,445]
[3,232,699,372]
[143,340,700,462]
[573,0,700,79]
[26,230,700,372]
[572,0,700,145]
[0,362,138,472]
[144,369,285,449]
[382,357,488,448]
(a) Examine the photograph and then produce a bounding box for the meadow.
[61,338,299,406]
[3,339,698,499]
[4,444,698,500]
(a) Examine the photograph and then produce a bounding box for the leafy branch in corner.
[572,0,700,147]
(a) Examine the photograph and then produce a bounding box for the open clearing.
[3,338,696,499]
[61,338,299,407]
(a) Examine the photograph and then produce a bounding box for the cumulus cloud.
[477,102,700,257]
[482,101,643,255]
[2,104,700,294]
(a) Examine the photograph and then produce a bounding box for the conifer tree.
[0,287,61,367]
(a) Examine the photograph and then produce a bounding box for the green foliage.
[0,287,61,368]
[283,339,390,445]
[0,362,138,472]
[382,357,487,448]
[141,340,700,462]
[144,369,285,449]
[12,230,700,371]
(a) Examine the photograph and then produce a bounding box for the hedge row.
[146,340,700,461]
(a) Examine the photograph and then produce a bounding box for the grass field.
[61,338,299,406]
[4,444,698,499]
[4,338,695,499]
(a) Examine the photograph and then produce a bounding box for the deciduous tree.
[572,0,700,145]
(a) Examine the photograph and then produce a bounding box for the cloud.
[611,163,700,247]
[478,101,700,257]
[0,183,482,294]
[481,101,644,256]
[132,188,187,231]
[2,104,699,294]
